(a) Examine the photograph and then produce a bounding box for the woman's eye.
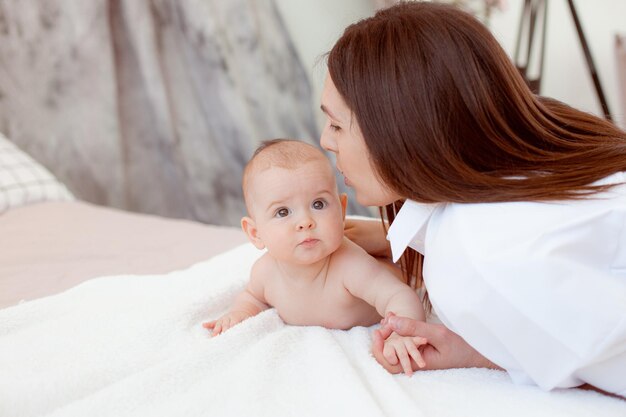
[329,124,341,132]
[312,200,326,210]
[275,208,290,218]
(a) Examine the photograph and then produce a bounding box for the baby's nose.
[297,216,315,230]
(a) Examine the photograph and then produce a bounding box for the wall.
[276,0,626,129]
[274,0,376,128]
[490,0,626,128]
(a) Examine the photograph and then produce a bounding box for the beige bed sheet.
[0,201,247,309]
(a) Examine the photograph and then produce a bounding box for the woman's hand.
[372,313,502,372]
[344,217,391,258]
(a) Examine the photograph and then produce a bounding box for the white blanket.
[1,243,624,417]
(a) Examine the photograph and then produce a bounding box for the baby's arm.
[343,255,425,322]
[203,259,270,336]
[342,248,427,374]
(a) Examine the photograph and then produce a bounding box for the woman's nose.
[320,128,337,153]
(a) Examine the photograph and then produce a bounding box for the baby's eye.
[275,208,290,218]
[312,199,326,210]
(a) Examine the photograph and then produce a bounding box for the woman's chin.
[355,192,395,208]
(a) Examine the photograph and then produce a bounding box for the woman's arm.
[344,218,391,258]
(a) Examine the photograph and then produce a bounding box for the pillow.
[0,132,74,213]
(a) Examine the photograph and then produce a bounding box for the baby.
[203,139,426,374]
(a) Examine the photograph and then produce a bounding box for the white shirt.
[386,171,626,396]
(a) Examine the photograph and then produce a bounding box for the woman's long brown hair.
[327,2,626,305]
[380,201,427,311]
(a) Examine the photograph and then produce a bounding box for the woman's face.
[320,75,400,207]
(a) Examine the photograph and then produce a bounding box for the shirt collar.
[386,200,438,262]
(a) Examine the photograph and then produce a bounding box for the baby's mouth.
[299,238,320,247]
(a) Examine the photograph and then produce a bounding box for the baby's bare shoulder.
[250,253,277,284]
[331,238,402,284]
[331,238,381,274]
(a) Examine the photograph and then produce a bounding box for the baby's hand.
[202,311,252,336]
[382,332,428,376]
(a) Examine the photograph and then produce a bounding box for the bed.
[1,135,624,416]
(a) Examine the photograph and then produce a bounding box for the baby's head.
[241,139,347,265]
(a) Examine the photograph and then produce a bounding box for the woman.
[319,2,626,396]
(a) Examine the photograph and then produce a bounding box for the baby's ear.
[339,193,348,221]
[241,216,265,249]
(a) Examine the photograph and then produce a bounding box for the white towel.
[1,243,624,417]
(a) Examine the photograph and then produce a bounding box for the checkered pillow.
[0,132,74,213]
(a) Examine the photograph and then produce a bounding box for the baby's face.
[247,159,345,265]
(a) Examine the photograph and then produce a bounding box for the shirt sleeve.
[422,196,626,395]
